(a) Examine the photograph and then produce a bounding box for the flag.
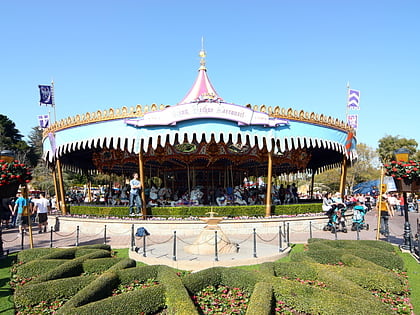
[38,85,53,105]
[347,114,358,129]
[347,89,360,110]
[38,114,50,128]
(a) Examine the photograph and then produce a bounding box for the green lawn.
[0,253,17,315]
[397,250,420,314]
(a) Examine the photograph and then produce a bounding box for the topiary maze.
[11,240,411,314]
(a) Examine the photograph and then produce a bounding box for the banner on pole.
[347,89,360,110]
[347,114,358,129]
[38,85,53,105]
[38,114,50,128]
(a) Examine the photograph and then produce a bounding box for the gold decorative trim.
[43,104,354,138]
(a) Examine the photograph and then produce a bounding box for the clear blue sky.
[1,0,419,150]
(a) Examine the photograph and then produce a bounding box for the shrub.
[273,261,318,280]
[107,258,136,271]
[245,281,273,315]
[157,266,198,315]
[70,285,166,315]
[82,258,125,274]
[69,203,322,218]
[117,265,161,285]
[220,267,258,294]
[33,250,111,283]
[14,275,96,307]
[17,248,62,263]
[58,271,120,312]
[182,267,223,294]
[41,248,77,260]
[272,277,392,314]
[15,259,68,278]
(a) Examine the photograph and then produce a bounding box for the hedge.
[32,250,112,283]
[15,259,69,278]
[14,275,97,307]
[245,281,273,315]
[17,248,63,263]
[157,265,198,315]
[291,247,404,271]
[117,265,161,285]
[68,284,166,315]
[58,271,120,313]
[82,258,125,274]
[69,203,323,218]
[272,277,392,314]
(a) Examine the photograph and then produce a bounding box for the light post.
[394,148,412,251]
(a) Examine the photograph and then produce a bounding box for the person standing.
[34,193,50,233]
[379,196,394,237]
[129,173,142,216]
[14,192,28,234]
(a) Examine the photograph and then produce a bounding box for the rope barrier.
[3,235,20,242]
[53,230,77,237]
[79,229,105,237]
[146,235,174,245]
[235,233,253,244]
[256,233,278,243]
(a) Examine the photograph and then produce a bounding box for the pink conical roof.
[177,49,224,105]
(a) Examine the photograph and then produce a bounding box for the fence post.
[356,227,360,240]
[142,234,146,257]
[50,226,53,248]
[253,228,257,258]
[20,232,24,250]
[76,226,79,247]
[104,225,107,244]
[131,224,135,251]
[287,223,290,247]
[214,231,219,261]
[309,221,313,239]
[279,225,283,252]
[172,231,177,261]
[334,226,338,240]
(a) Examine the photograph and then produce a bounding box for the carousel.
[42,47,357,216]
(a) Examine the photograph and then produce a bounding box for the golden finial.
[199,36,206,70]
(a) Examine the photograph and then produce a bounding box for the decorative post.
[265,151,273,217]
[56,159,67,214]
[339,156,348,200]
[138,140,146,219]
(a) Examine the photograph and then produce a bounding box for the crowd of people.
[1,192,52,234]
[322,191,419,236]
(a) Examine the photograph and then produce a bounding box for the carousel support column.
[87,179,92,203]
[265,151,273,217]
[56,159,67,215]
[51,167,60,212]
[339,156,347,200]
[310,171,315,199]
[138,143,146,219]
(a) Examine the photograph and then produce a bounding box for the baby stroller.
[323,203,348,233]
[351,204,369,231]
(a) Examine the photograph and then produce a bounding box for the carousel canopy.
[42,48,357,177]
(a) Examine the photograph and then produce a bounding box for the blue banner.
[347,89,360,110]
[38,114,50,128]
[38,85,53,105]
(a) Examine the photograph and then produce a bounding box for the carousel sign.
[125,102,289,128]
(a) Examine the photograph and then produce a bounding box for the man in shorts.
[14,192,28,234]
[34,193,50,233]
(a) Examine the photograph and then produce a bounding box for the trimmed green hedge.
[15,259,68,278]
[71,285,166,315]
[245,281,273,315]
[272,277,392,314]
[116,265,161,285]
[17,248,63,263]
[14,275,97,307]
[69,203,323,218]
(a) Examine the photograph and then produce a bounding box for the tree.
[377,135,418,164]
[315,143,380,194]
[0,114,23,151]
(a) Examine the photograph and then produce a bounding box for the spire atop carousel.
[177,39,224,105]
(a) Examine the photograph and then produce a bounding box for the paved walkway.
[1,210,418,270]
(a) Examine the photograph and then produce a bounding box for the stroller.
[323,203,348,233]
[351,204,369,231]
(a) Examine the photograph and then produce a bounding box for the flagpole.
[51,80,57,123]
[345,82,350,124]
